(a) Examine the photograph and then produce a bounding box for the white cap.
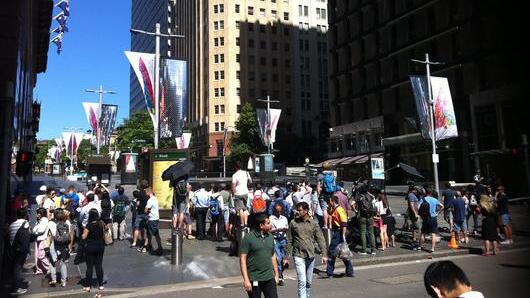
[254,190,262,197]
[39,185,47,192]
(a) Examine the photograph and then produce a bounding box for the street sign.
[432,153,439,163]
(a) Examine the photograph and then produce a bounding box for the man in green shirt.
[240,213,279,298]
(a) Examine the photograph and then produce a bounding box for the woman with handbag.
[374,192,389,251]
[82,208,106,295]
[32,208,51,274]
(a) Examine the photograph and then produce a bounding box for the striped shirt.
[9,219,29,246]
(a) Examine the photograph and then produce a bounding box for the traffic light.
[15,151,34,176]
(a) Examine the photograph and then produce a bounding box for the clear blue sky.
[35,0,131,140]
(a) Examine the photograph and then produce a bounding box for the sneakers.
[11,288,28,295]
[370,251,376,255]
[137,246,148,253]
[358,251,367,255]
[500,240,511,245]
[186,235,196,240]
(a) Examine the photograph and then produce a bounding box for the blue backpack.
[209,196,221,217]
[322,172,336,194]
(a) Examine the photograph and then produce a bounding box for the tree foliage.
[115,111,155,153]
[76,139,96,170]
[229,103,265,164]
[34,141,55,169]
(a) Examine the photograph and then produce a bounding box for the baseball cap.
[39,185,47,192]
[254,190,262,197]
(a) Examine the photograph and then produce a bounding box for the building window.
[220,37,224,46]
[237,104,242,113]
[236,88,241,96]
[248,6,254,15]
[214,21,219,30]
[271,26,277,34]
[272,74,278,82]
[220,54,224,62]
[214,105,219,114]
[260,57,266,65]
[214,88,219,97]
[248,39,254,48]
[220,88,225,96]
[216,139,223,156]
[249,71,255,81]
[215,122,219,132]
[298,5,303,16]
[261,89,267,97]
[260,8,265,17]
[284,60,290,67]
[260,40,266,49]
[261,72,267,82]
[214,38,219,47]
[214,5,218,14]
[249,55,255,64]
[260,24,266,33]
[272,58,278,66]
[219,4,224,13]
[235,4,240,13]
[214,71,219,80]
[236,71,241,79]
[271,10,277,18]
[248,23,254,31]
[236,54,240,62]
[219,20,224,29]
[321,8,326,20]
[285,75,291,83]
[236,21,240,29]
[284,12,289,21]
[316,8,320,19]
[249,88,255,97]
[272,42,278,51]
[220,105,225,114]
[284,28,289,36]
[220,70,225,79]
[304,6,308,16]
[220,122,225,131]
[284,43,290,52]
[236,37,240,46]
[214,54,219,63]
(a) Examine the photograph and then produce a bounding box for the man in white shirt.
[232,162,252,227]
[80,193,102,228]
[270,203,289,286]
[145,187,163,255]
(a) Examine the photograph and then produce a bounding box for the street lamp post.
[85,85,117,154]
[411,53,445,195]
[130,23,185,149]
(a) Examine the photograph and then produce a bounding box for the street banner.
[175,132,192,149]
[409,76,458,141]
[62,132,73,156]
[125,51,156,125]
[82,102,101,140]
[256,108,282,147]
[74,133,84,155]
[55,0,70,17]
[100,104,118,146]
[160,58,188,138]
[370,157,385,180]
[54,138,63,161]
[48,147,57,161]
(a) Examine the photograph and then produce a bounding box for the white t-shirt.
[270,214,288,239]
[375,200,387,216]
[36,194,47,207]
[232,170,250,196]
[43,198,56,211]
[146,196,160,221]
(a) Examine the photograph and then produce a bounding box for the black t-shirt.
[137,191,149,215]
[497,193,509,215]
[442,189,456,207]
[86,220,105,252]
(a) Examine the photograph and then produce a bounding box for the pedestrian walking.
[193,183,211,240]
[240,213,279,298]
[356,185,377,255]
[8,208,31,295]
[325,195,354,278]
[406,186,421,247]
[270,204,289,286]
[441,182,456,234]
[145,187,163,255]
[479,195,499,256]
[285,202,327,298]
[495,186,513,244]
[49,209,70,287]
[171,178,188,234]
[209,185,225,241]
[374,192,389,250]
[132,183,149,250]
[232,162,252,227]
[112,186,129,241]
[447,191,469,243]
[419,190,444,253]
[82,208,106,296]
[32,207,51,274]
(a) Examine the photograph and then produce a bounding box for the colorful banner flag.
[54,12,67,26]
[82,102,101,137]
[256,108,282,147]
[160,59,188,138]
[74,133,84,155]
[409,76,458,141]
[51,33,63,54]
[55,0,70,17]
[125,51,156,125]
[62,132,73,156]
[175,132,192,149]
[100,104,118,146]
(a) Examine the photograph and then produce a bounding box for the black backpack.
[101,199,112,220]
[54,222,70,245]
[418,198,431,220]
[358,194,376,217]
[11,221,30,255]
[173,181,187,203]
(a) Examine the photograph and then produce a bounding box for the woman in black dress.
[82,208,106,296]
[479,195,499,256]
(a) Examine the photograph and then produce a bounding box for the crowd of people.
[3,163,516,297]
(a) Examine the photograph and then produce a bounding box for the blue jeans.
[294,256,316,298]
[326,230,354,277]
[274,238,286,278]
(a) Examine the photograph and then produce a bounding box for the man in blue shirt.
[192,183,210,240]
[419,190,444,253]
[447,192,468,243]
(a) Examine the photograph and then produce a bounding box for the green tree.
[76,139,96,170]
[229,103,265,164]
[116,111,155,153]
[34,140,55,169]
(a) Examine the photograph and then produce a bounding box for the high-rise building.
[326,0,529,194]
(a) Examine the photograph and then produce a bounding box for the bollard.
[171,229,183,265]
[322,227,332,249]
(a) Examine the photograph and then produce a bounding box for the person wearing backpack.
[33,207,51,275]
[9,208,31,295]
[192,183,210,240]
[354,184,377,255]
[419,190,444,253]
[112,187,129,241]
[251,190,267,214]
[317,163,336,229]
[49,209,70,287]
[209,185,225,241]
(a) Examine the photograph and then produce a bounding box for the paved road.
[143,249,530,298]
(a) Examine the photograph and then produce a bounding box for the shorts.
[233,195,247,212]
[147,220,160,236]
[421,216,438,234]
[223,208,230,223]
[501,214,511,226]
[183,213,192,225]
[134,214,148,229]
[173,199,187,215]
[453,221,465,232]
